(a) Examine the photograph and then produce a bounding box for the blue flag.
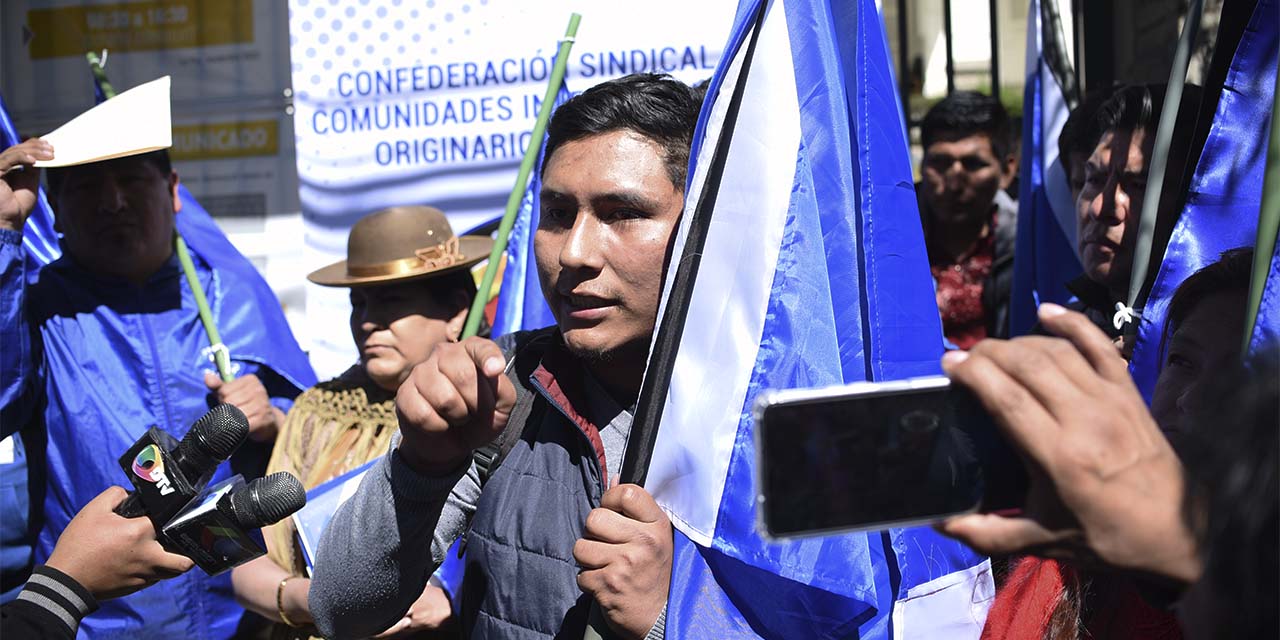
[1010,0,1082,336]
[1130,0,1278,397]
[491,84,572,336]
[641,0,990,636]
[1252,234,1280,354]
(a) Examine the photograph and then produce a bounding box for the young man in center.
[310,73,697,639]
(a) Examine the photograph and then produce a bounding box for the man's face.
[920,133,1013,225]
[1150,289,1246,441]
[535,130,684,365]
[1076,128,1151,294]
[53,156,180,283]
[350,280,467,392]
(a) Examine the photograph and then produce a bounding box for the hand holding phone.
[938,305,1199,584]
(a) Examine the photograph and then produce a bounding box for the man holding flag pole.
[315,1,990,639]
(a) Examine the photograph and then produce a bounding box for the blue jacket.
[0,227,314,639]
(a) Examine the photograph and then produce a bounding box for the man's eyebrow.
[540,188,572,202]
[593,191,662,211]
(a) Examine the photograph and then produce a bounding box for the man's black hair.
[1182,346,1278,638]
[1057,86,1121,168]
[43,149,173,203]
[1089,84,1166,146]
[920,91,1013,160]
[1166,247,1254,335]
[543,73,701,189]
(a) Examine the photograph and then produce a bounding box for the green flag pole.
[461,13,581,339]
[1243,61,1280,352]
[86,52,234,382]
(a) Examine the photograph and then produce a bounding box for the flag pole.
[1119,0,1203,329]
[85,53,234,382]
[461,14,581,339]
[1243,64,1280,352]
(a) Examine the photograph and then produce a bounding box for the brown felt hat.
[307,205,493,287]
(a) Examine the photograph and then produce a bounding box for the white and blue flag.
[1009,0,1082,336]
[628,0,993,636]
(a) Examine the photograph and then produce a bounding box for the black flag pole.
[583,3,774,639]
[617,0,771,487]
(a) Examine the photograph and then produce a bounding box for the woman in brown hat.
[230,205,492,638]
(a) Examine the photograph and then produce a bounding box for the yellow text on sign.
[27,0,253,60]
[171,120,279,161]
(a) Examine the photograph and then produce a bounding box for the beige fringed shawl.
[261,366,399,578]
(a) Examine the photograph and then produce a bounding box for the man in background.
[1,130,312,637]
[917,91,1019,348]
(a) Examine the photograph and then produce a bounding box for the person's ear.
[1000,153,1018,190]
[169,171,182,214]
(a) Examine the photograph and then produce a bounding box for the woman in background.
[232,205,492,638]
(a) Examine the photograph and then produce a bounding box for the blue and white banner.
[1009,0,1080,337]
[639,0,990,636]
[1130,0,1278,396]
[287,0,736,377]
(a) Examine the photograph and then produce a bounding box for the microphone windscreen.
[176,404,250,473]
[229,472,307,530]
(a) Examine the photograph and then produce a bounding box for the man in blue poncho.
[0,131,315,637]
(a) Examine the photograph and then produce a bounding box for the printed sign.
[289,0,736,377]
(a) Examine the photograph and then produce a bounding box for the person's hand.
[46,486,195,600]
[0,138,53,231]
[205,372,285,443]
[373,584,455,637]
[938,303,1201,585]
[574,483,672,639]
[395,337,516,476]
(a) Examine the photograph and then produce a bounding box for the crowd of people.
[0,52,1274,640]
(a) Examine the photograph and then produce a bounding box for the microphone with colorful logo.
[160,471,307,575]
[114,404,251,526]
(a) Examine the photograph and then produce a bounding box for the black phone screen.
[757,382,1024,537]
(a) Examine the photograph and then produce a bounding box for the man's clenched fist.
[395,337,517,476]
[574,483,672,639]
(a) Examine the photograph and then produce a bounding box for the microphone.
[115,404,251,524]
[161,472,307,575]
[229,472,309,530]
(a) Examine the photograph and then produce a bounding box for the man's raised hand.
[395,336,517,476]
[0,138,54,231]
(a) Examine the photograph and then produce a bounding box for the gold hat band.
[346,237,464,278]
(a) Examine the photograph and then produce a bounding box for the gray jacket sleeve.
[309,448,482,639]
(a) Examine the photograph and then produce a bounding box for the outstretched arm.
[1,139,54,437]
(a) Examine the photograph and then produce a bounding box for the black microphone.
[161,472,307,575]
[228,472,309,530]
[115,404,251,524]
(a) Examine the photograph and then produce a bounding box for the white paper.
[34,76,172,168]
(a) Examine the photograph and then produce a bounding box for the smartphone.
[754,376,1026,538]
